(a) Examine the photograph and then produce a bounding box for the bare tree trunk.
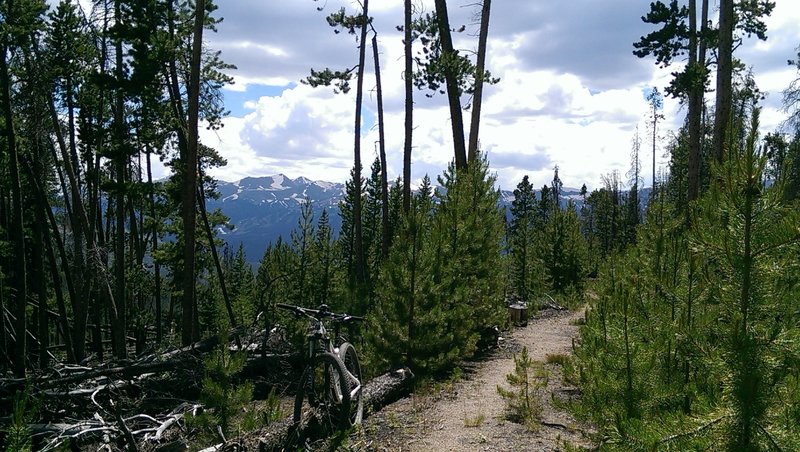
[22,156,78,363]
[166,0,187,339]
[712,0,733,163]
[127,201,145,354]
[30,164,50,369]
[47,94,93,361]
[89,27,108,359]
[1,37,28,377]
[197,179,238,329]
[21,44,50,369]
[402,0,413,214]
[649,90,660,190]
[146,151,163,344]
[433,0,467,170]
[41,216,75,363]
[112,0,128,359]
[0,182,7,371]
[467,0,491,163]
[352,0,370,289]
[371,33,390,258]
[182,0,205,344]
[686,0,702,204]
[652,120,657,190]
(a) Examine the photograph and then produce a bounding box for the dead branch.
[29,402,201,451]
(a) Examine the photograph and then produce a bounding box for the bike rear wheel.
[338,342,364,425]
[293,352,352,431]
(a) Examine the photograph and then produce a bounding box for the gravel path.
[359,308,594,451]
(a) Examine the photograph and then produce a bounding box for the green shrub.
[4,388,38,452]
[188,343,253,441]
[497,346,549,430]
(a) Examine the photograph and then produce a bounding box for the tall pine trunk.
[402,0,413,214]
[433,0,467,170]
[712,0,733,163]
[48,92,92,361]
[23,156,78,362]
[686,0,701,204]
[112,0,128,359]
[467,0,491,163]
[197,181,238,329]
[146,151,163,344]
[371,33,390,258]
[182,0,205,344]
[352,0,369,290]
[1,37,28,377]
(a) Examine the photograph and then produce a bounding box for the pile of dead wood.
[0,329,414,451]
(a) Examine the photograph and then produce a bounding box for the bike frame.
[276,302,364,428]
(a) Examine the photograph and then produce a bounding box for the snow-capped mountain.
[207,174,647,266]
[206,175,345,264]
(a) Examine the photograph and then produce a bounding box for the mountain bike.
[276,303,364,431]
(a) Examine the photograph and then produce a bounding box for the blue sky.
[223,84,291,117]
[193,0,800,191]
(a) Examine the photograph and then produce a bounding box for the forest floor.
[350,307,596,451]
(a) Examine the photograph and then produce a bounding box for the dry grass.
[464,413,486,427]
[545,353,571,366]
[569,316,586,326]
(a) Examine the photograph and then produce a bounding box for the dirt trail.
[360,308,594,451]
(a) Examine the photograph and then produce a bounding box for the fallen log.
[252,367,414,452]
[362,367,415,414]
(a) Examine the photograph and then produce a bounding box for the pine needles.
[497,347,549,431]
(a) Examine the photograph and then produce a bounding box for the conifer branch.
[657,415,731,445]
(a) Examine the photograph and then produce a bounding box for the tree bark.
[433,0,467,170]
[371,34,390,258]
[112,0,128,360]
[196,180,238,329]
[88,23,108,360]
[47,93,93,361]
[146,151,163,344]
[352,0,370,290]
[712,0,733,164]
[402,0,413,214]
[686,0,703,204]
[21,156,78,363]
[31,181,50,369]
[181,0,205,345]
[467,0,491,163]
[1,36,28,377]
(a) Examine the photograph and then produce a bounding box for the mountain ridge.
[208,174,648,265]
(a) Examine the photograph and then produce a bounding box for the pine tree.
[508,175,537,302]
[370,176,443,373]
[497,346,548,430]
[337,167,364,309]
[537,184,551,228]
[541,202,587,294]
[290,198,315,307]
[432,154,505,361]
[225,244,255,325]
[363,157,384,292]
[255,238,294,333]
[311,209,333,307]
[693,108,800,449]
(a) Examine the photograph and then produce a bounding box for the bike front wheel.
[294,352,352,431]
[338,342,364,426]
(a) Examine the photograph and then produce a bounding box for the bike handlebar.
[276,303,364,323]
